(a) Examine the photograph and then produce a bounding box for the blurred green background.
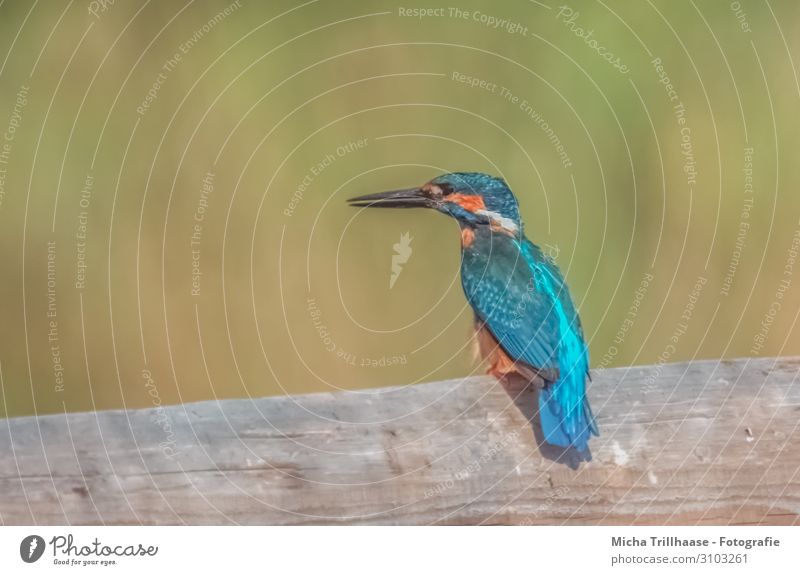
[0,0,798,418]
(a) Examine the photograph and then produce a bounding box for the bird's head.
[348,172,521,234]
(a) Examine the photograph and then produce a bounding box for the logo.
[20,535,45,563]
[543,243,560,263]
[389,231,413,289]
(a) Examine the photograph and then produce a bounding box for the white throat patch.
[476,209,519,233]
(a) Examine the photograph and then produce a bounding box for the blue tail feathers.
[538,384,598,452]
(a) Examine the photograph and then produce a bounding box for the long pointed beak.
[347,187,432,209]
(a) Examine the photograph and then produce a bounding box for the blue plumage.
[460,221,597,451]
[348,171,598,451]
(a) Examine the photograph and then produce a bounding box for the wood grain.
[1,357,798,525]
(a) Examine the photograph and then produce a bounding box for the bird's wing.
[460,230,562,374]
[517,237,597,448]
[461,229,597,449]
[519,237,591,377]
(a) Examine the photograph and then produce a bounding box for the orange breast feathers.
[474,321,547,385]
[475,322,518,379]
[461,227,475,247]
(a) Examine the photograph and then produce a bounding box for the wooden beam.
[1,357,798,525]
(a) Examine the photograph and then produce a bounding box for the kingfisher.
[348,172,598,451]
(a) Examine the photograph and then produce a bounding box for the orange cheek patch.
[447,193,486,213]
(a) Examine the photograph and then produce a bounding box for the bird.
[348,171,598,452]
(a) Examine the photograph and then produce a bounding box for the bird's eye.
[423,183,454,200]
[425,184,443,199]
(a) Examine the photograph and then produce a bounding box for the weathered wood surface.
[0,357,798,525]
